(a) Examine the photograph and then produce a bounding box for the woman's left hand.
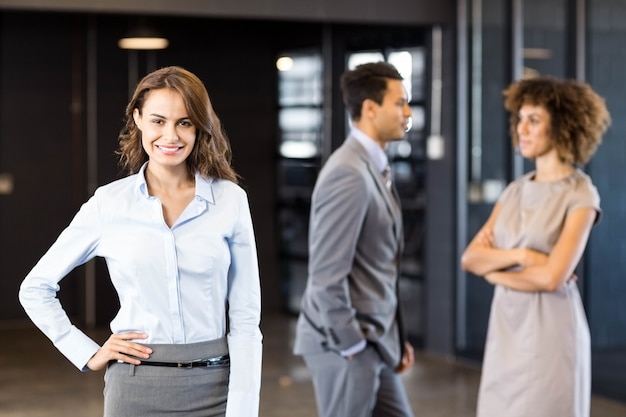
[484,271,499,285]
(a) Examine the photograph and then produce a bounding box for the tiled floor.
[1,313,626,417]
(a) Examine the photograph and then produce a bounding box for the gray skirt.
[103,337,229,417]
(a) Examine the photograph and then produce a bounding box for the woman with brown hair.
[20,66,262,417]
[461,76,611,417]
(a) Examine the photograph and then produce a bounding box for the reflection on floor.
[1,313,626,417]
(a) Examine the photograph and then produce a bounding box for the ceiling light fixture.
[118,24,169,50]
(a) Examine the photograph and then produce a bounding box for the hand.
[484,271,497,285]
[519,248,548,267]
[395,342,414,374]
[86,332,152,371]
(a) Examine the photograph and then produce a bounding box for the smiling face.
[516,104,554,160]
[133,88,197,172]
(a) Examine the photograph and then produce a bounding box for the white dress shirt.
[19,162,262,417]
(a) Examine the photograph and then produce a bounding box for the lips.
[157,145,183,154]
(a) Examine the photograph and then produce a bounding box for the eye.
[151,118,164,125]
[178,120,193,127]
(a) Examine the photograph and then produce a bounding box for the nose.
[517,119,527,135]
[404,103,412,118]
[164,123,179,142]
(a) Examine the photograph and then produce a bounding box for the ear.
[132,108,141,129]
[362,98,378,120]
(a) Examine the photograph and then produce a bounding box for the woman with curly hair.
[461,76,611,417]
[19,66,262,417]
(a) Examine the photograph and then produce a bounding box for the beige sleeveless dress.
[476,169,600,417]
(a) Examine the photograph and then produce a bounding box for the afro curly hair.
[503,76,611,165]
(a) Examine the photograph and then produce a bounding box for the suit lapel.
[346,137,403,245]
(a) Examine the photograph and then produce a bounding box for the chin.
[394,132,407,141]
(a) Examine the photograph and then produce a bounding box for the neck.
[533,156,574,182]
[352,123,386,150]
[145,163,194,192]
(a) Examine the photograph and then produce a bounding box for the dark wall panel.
[0,12,80,320]
[424,25,457,357]
[587,0,626,348]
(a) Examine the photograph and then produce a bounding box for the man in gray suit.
[293,61,415,417]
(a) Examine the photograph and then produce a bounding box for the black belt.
[139,354,230,368]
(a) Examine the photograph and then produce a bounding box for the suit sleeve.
[306,163,369,352]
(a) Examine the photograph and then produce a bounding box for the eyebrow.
[148,113,191,121]
[518,110,543,117]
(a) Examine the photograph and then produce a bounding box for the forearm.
[461,246,523,276]
[480,206,597,292]
[20,275,101,370]
[486,264,569,292]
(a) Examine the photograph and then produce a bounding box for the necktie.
[382,165,392,191]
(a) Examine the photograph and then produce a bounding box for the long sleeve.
[18,195,102,370]
[225,192,263,417]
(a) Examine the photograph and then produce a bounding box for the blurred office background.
[0,0,625,409]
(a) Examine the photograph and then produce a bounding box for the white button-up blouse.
[19,162,263,417]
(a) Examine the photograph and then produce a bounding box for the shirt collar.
[195,173,215,204]
[135,162,150,198]
[350,127,389,173]
[134,161,215,204]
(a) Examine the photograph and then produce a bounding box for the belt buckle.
[207,355,229,366]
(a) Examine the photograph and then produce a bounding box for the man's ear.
[362,98,378,120]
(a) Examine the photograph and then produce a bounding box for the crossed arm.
[461,202,597,292]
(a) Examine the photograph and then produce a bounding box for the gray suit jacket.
[293,136,405,368]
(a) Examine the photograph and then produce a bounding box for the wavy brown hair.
[116,66,239,183]
[503,76,611,165]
